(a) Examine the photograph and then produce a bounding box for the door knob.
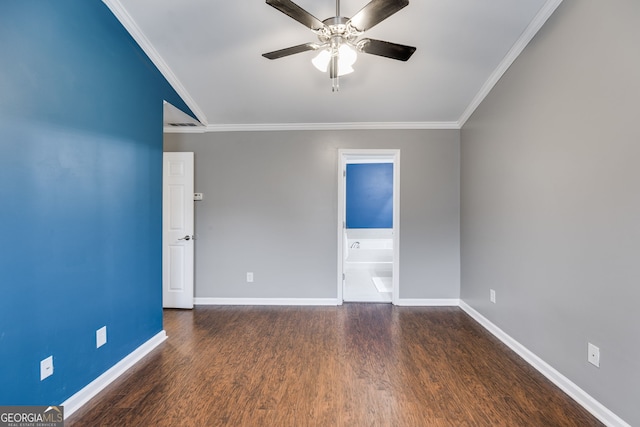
[178,235,193,241]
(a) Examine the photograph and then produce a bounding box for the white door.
[163,152,194,309]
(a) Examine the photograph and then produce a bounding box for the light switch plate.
[41,356,53,381]
[588,343,600,367]
[96,326,107,348]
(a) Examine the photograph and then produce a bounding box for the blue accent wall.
[0,1,188,405]
[346,163,393,229]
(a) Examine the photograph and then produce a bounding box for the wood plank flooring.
[66,304,603,426]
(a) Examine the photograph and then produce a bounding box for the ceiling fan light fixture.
[312,49,331,72]
[312,43,357,76]
[264,0,415,90]
[338,43,357,66]
[338,44,357,76]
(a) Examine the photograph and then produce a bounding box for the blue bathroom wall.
[0,1,188,405]
[346,163,393,229]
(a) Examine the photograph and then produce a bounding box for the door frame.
[337,149,400,304]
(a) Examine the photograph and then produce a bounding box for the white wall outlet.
[490,289,496,304]
[193,193,203,201]
[40,356,54,381]
[96,326,107,348]
[588,343,600,367]
[246,272,254,283]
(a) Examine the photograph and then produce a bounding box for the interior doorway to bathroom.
[337,149,400,304]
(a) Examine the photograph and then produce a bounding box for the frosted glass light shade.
[338,44,357,67]
[312,43,358,76]
[312,50,331,72]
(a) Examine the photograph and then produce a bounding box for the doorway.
[338,149,400,304]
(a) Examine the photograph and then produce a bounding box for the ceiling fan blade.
[262,43,317,60]
[266,0,327,31]
[358,38,416,61]
[348,0,409,32]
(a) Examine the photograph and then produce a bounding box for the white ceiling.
[104,0,563,131]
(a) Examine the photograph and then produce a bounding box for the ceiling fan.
[262,0,416,91]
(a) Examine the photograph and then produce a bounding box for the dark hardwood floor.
[66,304,602,426]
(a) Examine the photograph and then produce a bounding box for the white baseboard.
[395,298,460,306]
[194,297,339,306]
[459,301,630,427]
[194,297,460,307]
[61,330,167,418]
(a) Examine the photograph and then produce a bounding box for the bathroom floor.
[343,270,392,302]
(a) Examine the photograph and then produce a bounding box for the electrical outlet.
[96,326,107,348]
[588,343,600,367]
[40,356,54,381]
[490,289,496,304]
[246,272,254,283]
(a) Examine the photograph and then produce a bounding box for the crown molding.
[163,121,461,134]
[163,126,207,134]
[457,0,564,127]
[102,0,208,126]
[196,121,460,133]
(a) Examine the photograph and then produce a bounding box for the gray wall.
[460,0,640,425]
[165,129,460,300]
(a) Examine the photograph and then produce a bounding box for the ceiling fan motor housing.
[317,16,360,46]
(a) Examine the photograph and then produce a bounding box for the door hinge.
[342,273,345,281]
[343,170,346,177]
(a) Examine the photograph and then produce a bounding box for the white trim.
[459,301,631,427]
[164,126,206,134]
[102,0,208,126]
[194,298,462,307]
[61,330,167,418]
[338,150,400,305]
[457,0,564,126]
[203,121,460,133]
[194,298,339,306]
[396,298,460,307]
